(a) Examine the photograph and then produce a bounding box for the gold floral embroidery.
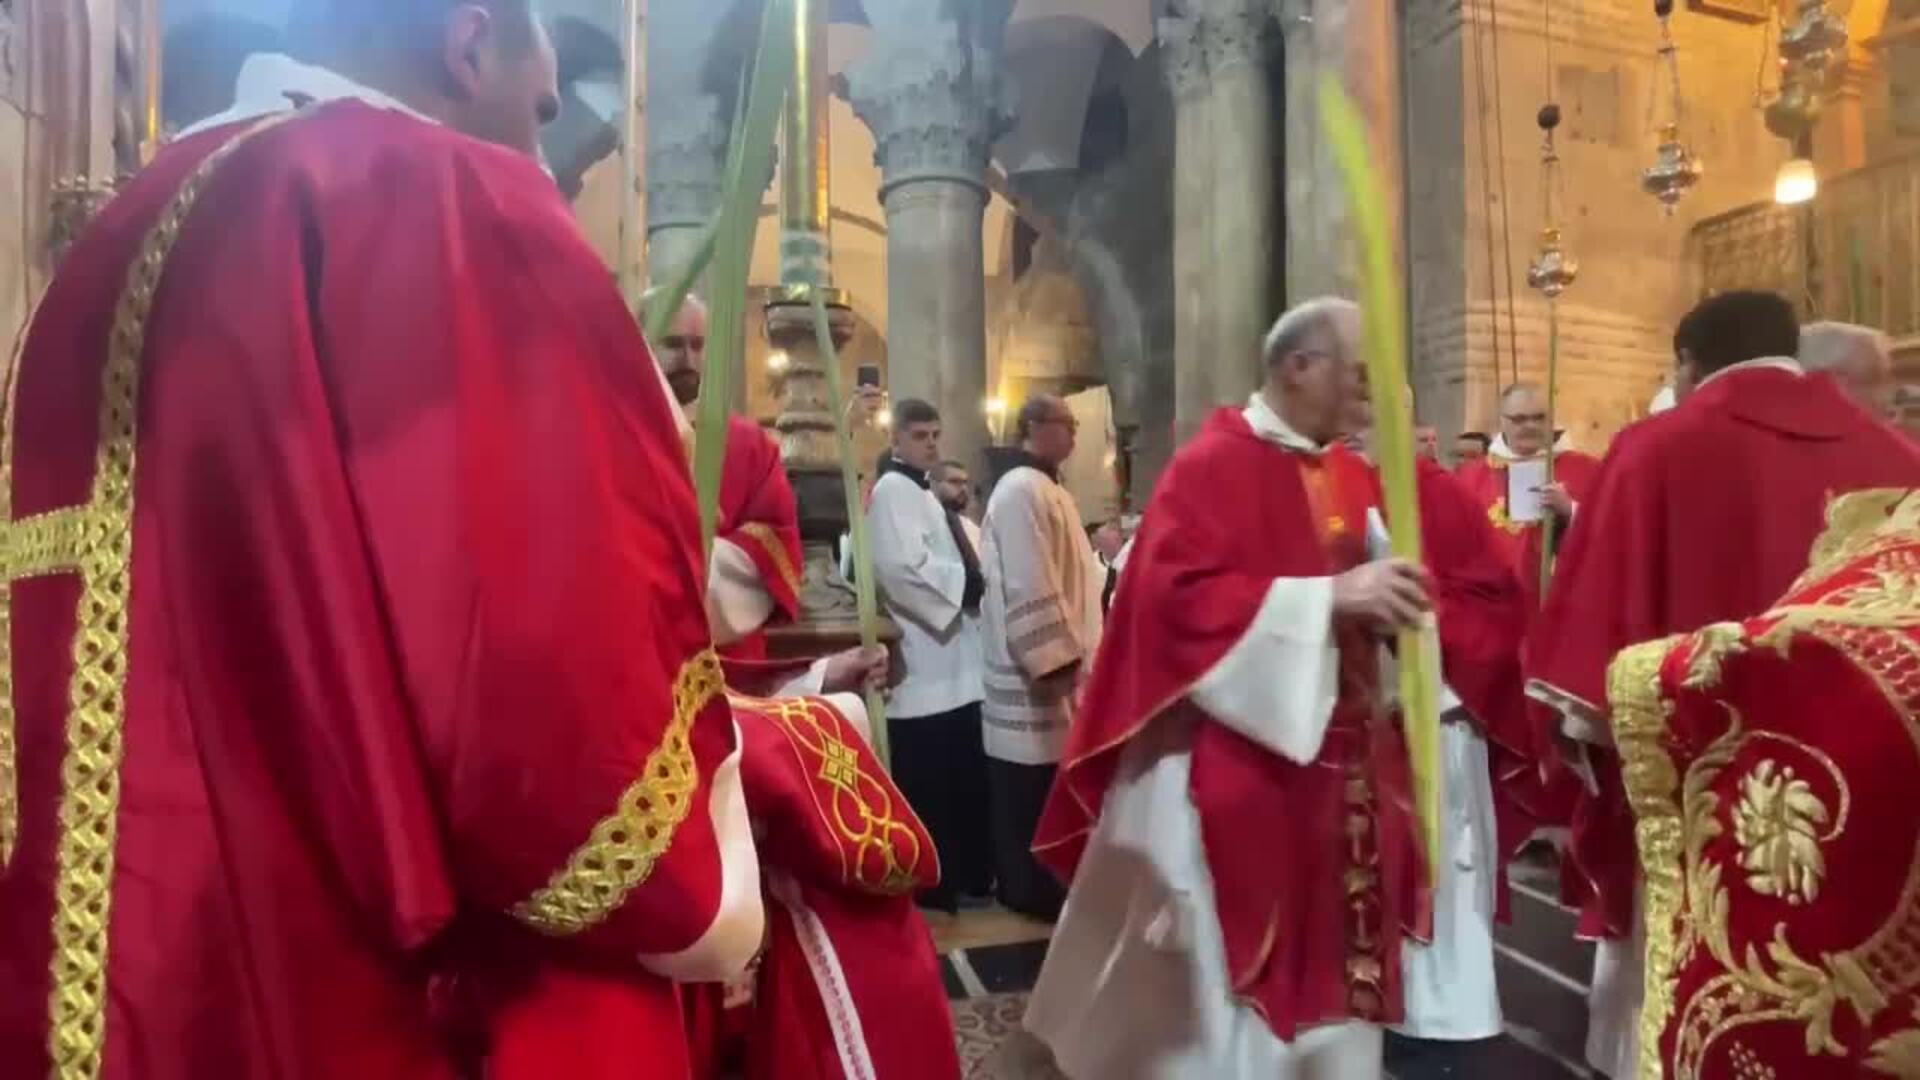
[1485,496,1525,536]
[1795,489,1920,594]
[512,648,722,934]
[731,692,924,895]
[1680,623,1757,691]
[1614,488,1920,1080]
[1732,760,1830,906]
[1869,1003,1920,1077]
[736,521,802,603]
[0,114,294,1080]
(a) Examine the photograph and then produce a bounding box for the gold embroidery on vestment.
[736,521,801,602]
[512,648,722,935]
[0,113,295,1080]
[729,693,924,895]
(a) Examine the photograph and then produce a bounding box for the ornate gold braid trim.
[1609,634,1686,1080]
[0,339,24,869]
[511,648,723,935]
[735,521,801,603]
[2,114,295,1080]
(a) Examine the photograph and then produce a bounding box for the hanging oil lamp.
[1764,0,1847,142]
[1528,107,1579,299]
[1642,0,1703,213]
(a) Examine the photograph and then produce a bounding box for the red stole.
[1530,367,1920,938]
[1034,408,1426,1039]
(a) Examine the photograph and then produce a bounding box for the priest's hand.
[1538,482,1576,519]
[822,644,889,695]
[1332,559,1431,632]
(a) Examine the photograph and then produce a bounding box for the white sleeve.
[707,538,777,646]
[867,481,966,629]
[772,659,829,698]
[635,726,764,980]
[1190,577,1341,765]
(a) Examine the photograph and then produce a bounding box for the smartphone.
[856,364,882,389]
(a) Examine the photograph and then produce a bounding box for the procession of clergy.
[5,3,1920,1079]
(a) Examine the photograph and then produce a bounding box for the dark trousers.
[986,757,1066,920]
[889,703,993,909]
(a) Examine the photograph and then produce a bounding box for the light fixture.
[985,397,1007,417]
[766,349,791,372]
[1641,0,1704,214]
[1774,156,1818,204]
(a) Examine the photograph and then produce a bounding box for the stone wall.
[1406,0,1786,451]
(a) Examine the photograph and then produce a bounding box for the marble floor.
[938,847,1599,1079]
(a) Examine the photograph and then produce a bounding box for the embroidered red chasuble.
[0,103,734,1078]
[1611,489,1920,1080]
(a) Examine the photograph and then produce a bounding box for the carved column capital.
[846,3,1013,198]
[1157,0,1273,101]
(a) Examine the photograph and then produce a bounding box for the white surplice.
[1023,395,1382,1080]
[1351,512,1504,1044]
[866,471,983,718]
[1392,720,1503,1041]
[979,466,1106,765]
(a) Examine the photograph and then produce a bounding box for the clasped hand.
[1332,559,1432,633]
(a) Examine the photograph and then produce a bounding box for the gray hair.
[1262,297,1360,368]
[1799,321,1889,374]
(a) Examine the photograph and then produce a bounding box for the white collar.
[1243,392,1327,455]
[178,53,437,138]
[1488,430,1573,464]
[1695,355,1804,392]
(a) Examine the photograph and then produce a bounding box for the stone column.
[644,0,734,284]
[1160,0,1276,446]
[1283,0,1404,301]
[848,1,1011,477]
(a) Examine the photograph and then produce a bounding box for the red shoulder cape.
[715,416,802,659]
[1530,368,1920,936]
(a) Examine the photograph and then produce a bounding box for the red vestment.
[728,693,956,1080]
[0,103,737,1078]
[1529,366,1920,939]
[1034,408,1426,1038]
[714,415,803,660]
[1413,457,1542,919]
[1610,489,1920,1079]
[1454,447,1601,612]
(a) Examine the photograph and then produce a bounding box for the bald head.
[288,1,557,159]
[1498,383,1551,458]
[1262,298,1367,446]
[1800,322,1896,419]
[641,290,709,406]
[1017,394,1079,466]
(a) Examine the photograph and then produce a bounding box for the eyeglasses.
[1038,415,1080,432]
[1502,412,1548,425]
